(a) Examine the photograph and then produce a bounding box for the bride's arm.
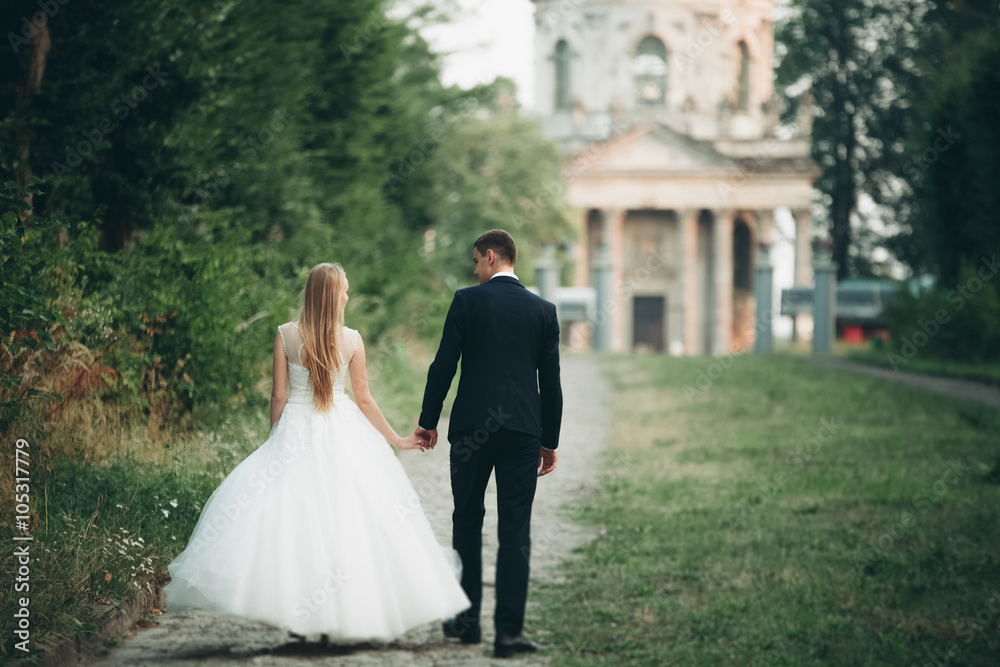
[270,329,288,429]
[348,332,426,451]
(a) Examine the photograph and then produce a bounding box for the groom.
[416,229,563,658]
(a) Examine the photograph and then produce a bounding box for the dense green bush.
[884,264,1000,367]
[73,210,294,413]
[0,180,86,429]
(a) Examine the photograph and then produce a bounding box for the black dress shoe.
[494,633,538,658]
[442,616,481,644]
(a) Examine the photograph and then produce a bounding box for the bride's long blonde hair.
[294,262,347,412]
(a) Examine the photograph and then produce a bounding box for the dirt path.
[93,355,611,666]
[808,357,1000,409]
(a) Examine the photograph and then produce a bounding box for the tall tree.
[775,0,1000,281]
[775,0,928,280]
[889,30,1000,285]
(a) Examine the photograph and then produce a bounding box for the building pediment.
[569,121,736,175]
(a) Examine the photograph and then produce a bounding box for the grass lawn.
[530,353,1000,666]
[844,348,1000,386]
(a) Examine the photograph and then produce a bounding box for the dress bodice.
[278,322,359,406]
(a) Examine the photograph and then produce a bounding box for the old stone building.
[532,0,820,354]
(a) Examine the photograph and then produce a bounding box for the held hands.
[414,426,438,449]
[396,433,431,452]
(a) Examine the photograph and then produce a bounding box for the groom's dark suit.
[419,274,563,638]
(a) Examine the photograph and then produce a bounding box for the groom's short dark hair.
[474,229,517,265]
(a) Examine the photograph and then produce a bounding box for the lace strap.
[277,325,287,356]
[282,322,305,365]
[349,328,359,361]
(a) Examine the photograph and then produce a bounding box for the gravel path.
[807,357,1000,409]
[93,355,610,666]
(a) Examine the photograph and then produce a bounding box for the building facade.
[532,0,820,354]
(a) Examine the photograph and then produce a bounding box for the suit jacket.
[419,275,563,450]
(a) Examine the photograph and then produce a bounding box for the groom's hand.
[538,447,557,477]
[415,426,438,449]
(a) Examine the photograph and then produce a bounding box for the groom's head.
[472,229,517,284]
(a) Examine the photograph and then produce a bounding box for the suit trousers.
[448,426,541,637]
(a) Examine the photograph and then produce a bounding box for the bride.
[163,262,471,642]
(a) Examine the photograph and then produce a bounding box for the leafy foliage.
[0,0,571,426]
[887,33,1000,287]
[883,264,1000,366]
[0,180,77,427]
[775,0,929,279]
[775,0,1000,280]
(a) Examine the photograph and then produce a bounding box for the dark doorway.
[733,220,753,290]
[633,296,666,352]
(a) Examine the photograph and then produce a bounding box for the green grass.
[845,348,1000,385]
[530,353,1000,666]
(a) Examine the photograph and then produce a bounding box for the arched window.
[634,35,667,106]
[554,39,572,110]
[736,41,750,112]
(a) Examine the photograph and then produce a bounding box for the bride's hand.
[396,434,430,451]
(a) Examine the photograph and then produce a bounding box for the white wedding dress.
[163,322,470,641]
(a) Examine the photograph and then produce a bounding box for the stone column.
[792,208,812,286]
[713,209,734,355]
[591,240,613,352]
[574,209,590,288]
[791,208,814,342]
[605,208,626,351]
[535,244,560,304]
[678,208,699,355]
[756,208,775,246]
[754,244,774,354]
[812,247,837,354]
